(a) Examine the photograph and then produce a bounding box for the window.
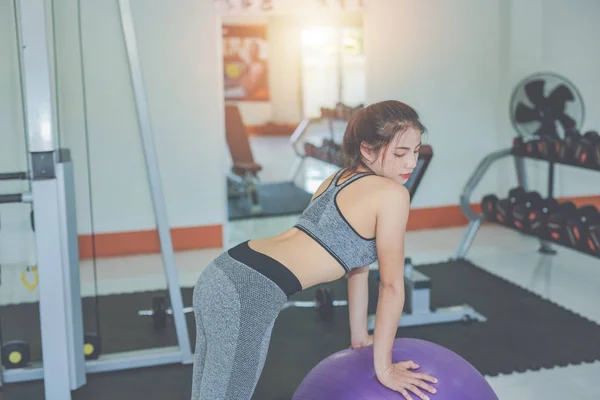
[301,25,365,118]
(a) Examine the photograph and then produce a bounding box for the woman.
[191,100,438,400]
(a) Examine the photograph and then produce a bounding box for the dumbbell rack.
[289,107,357,175]
[509,137,599,259]
[455,135,600,260]
[513,135,600,172]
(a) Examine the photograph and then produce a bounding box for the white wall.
[542,0,600,197]
[51,0,226,235]
[266,15,303,123]
[364,0,506,208]
[0,0,226,266]
[365,0,600,208]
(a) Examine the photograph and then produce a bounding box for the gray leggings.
[191,251,288,400]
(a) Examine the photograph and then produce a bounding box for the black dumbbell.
[1,340,31,369]
[595,137,600,170]
[523,138,540,158]
[481,194,499,222]
[588,224,600,256]
[152,296,167,330]
[512,191,543,232]
[315,287,334,321]
[531,198,560,238]
[495,187,527,226]
[547,201,578,244]
[539,135,560,161]
[304,143,317,157]
[573,131,600,168]
[556,128,581,163]
[566,205,600,248]
[512,137,525,156]
[83,333,102,360]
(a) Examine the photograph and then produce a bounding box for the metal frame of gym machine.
[453,145,555,259]
[1,0,192,398]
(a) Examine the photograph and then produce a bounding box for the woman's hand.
[377,361,438,400]
[350,334,374,349]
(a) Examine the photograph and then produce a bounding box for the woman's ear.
[360,142,375,164]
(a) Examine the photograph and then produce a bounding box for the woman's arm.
[347,265,370,347]
[372,183,438,398]
[372,183,410,378]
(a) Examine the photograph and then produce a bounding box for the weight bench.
[224,104,313,220]
[225,104,263,214]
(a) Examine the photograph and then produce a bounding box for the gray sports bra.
[294,168,378,272]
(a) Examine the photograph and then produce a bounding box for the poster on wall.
[223,25,270,102]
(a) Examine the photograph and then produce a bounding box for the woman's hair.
[342,100,426,172]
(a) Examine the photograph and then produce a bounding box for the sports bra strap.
[332,168,347,183]
[335,170,375,188]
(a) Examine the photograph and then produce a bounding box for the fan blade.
[515,103,540,123]
[533,118,558,138]
[547,84,575,111]
[524,79,546,107]
[555,110,576,131]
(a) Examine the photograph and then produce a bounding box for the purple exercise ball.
[293,338,498,400]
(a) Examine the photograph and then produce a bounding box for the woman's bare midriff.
[247,228,347,290]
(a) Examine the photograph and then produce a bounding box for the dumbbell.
[314,287,335,322]
[304,143,317,157]
[566,205,600,248]
[588,224,600,256]
[84,333,101,360]
[555,128,581,163]
[316,143,330,162]
[1,340,31,369]
[523,138,540,157]
[595,137,600,170]
[151,296,167,330]
[539,135,560,161]
[138,296,194,330]
[512,137,525,156]
[573,131,600,168]
[547,201,578,244]
[495,187,527,226]
[512,191,543,232]
[530,198,560,238]
[281,287,346,321]
[481,194,499,222]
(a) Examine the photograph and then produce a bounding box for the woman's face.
[362,127,421,185]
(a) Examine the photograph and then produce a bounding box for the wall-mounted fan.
[510,72,584,138]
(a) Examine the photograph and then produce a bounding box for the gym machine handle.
[0,172,27,180]
[459,148,513,221]
[0,193,24,204]
[289,118,314,158]
[0,193,32,204]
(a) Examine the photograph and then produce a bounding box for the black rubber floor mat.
[227,181,312,220]
[3,259,600,400]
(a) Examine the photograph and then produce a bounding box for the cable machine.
[1,1,193,398]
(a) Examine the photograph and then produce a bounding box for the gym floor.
[3,135,600,399]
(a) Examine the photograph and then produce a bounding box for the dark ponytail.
[342,100,426,172]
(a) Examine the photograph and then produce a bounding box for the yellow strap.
[21,266,38,291]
